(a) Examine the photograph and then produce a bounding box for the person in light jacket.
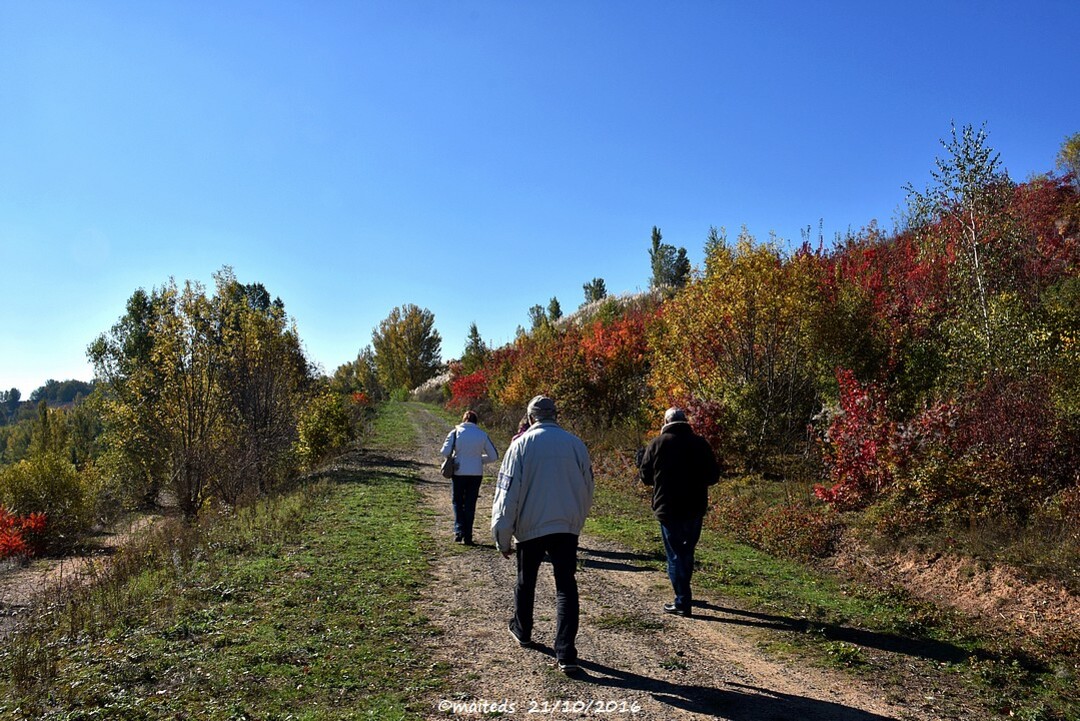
[440,410,499,545]
[491,395,594,674]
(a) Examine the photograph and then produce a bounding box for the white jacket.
[440,422,499,477]
[490,420,594,553]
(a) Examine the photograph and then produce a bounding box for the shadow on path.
[694,603,976,665]
[580,546,664,573]
[571,655,900,720]
[507,642,900,720]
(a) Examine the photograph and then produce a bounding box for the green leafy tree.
[295,391,354,470]
[29,379,94,405]
[67,390,103,471]
[459,322,489,375]
[649,226,691,289]
[213,269,313,502]
[547,297,563,322]
[330,346,382,400]
[582,278,607,305]
[905,123,1013,370]
[528,304,548,331]
[1,388,20,424]
[703,226,726,277]
[29,400,66,457]
[0,419,33,464]
[356,347,382,401]
[91,271,313,517]
[371,304,442,394]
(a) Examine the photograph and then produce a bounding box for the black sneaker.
[454,534,463,543]
[508,622,534,648]
[663,603,691,617]
[557,659,581,674]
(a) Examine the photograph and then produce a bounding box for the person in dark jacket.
[638,407,721,617]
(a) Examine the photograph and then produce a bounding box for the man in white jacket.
[491,396,594,673]
[441,410,499,545]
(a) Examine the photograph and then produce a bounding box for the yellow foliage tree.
[649,229,820,469]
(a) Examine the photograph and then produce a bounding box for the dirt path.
[407,406,932,721]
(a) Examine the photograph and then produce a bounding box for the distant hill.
[28,379,95,406]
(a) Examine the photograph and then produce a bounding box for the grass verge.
[0,407,442,720]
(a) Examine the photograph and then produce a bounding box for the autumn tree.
[213,269,313,502]
[371,304,442,394]
[650,230,820,469]
[1057,131,1080,185]
[330,346,382,400]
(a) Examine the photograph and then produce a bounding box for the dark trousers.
[451,475,482,541]
[660,516,703,612]
[511,533,580,663]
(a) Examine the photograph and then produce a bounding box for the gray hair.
[664,407,688,424]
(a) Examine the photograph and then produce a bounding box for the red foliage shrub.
[828,227,952,370]
[0,506,46,561]
[949,375,1075,518]
[815,368,896,511]
[1005,176,1080,299]
[448,368,491,410]
[683,397,730,459]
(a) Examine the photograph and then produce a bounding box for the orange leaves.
[0,506,46,561]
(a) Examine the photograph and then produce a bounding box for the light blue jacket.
[440,422,498,477]
[490,420,594,553]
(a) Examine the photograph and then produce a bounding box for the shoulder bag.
[440,430,459,479]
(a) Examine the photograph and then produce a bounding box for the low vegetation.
[0,404,442,719]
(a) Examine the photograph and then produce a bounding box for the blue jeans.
[451,475,482,541]
[660,516,703,612]
[512,533,580,663]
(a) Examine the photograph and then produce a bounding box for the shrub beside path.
[406,405,930,721]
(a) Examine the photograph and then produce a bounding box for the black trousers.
[511,533,580,663]
[451,475,482,541]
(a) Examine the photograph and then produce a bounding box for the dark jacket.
[639,422,721,523]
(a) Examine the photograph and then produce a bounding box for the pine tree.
[582,278,607,304]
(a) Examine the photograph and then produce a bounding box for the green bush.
[295,393,355,470]
[0,451,92,553]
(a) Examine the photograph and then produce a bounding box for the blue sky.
[2,1,1078,397]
